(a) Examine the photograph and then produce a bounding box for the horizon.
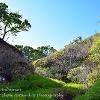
[0,0,100,50]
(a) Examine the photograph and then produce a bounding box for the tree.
[70,36,82,44]
[23,46,45,62]
[15,45,23,51]
[15,45,45,62]
[37,45,57,56]
[15,45,34,62]
[15,45,56,63]
[0,3,31,40]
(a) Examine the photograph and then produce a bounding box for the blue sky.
[1,0,100,50]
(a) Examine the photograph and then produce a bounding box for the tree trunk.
[2,32,6,40]
[2,25,7,40]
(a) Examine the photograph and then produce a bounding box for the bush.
[86,65,100,88]
[67,66,85,83]
[86,70,98,88]
[89,36,100,64]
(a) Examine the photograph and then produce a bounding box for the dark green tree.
[15,45,45,62]
[37,45,57,56]
[15,45,23,51]
[0,3,31,40]
[15,45,56,62]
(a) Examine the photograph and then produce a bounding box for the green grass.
[50,78,85,94]
[0,88,55,100]
[0,74,61,100]
[74,79,100,100]
[0,74,85,100]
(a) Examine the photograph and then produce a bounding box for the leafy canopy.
[0,2,31,40]
[15,45,56,63]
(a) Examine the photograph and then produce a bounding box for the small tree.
[0,3,31,40]
[37,45,57,56]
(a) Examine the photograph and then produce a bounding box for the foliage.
[15,45,44,62]
[67,66,85,83]
[1,33,100,99]
[35,67,49,77]
[33,34,100,81]
[86,65,100,88]
[86,70,98,87]
[89,35,100,64]
[15,45,56,63]
[74,79,100,100]
[37,45,57,56]
[70,36,82,44]
[32,33,100,84]
[33,57,49,68]
[0,3,31,40]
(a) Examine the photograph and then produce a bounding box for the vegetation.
[0,3,31,40]
[0,74,85,100]
[0,32,99,99]
[74,79,100,100]
[0,2,100,100]
[67,66,85,83]
[89,35,100,64]
[15,45,56,62]
[32,33,100,99]
[33,34,100,82]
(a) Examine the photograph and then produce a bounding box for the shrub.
[89,36,100,64]
[86,65,100,88]
[86,70,97,88]
[67,66,85,83]
[35,67,49,77]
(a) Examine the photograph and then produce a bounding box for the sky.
[0,0,100,50]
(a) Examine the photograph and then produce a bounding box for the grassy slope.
[74,79,100,100]
[0,74,84,100]
[74,34,100,100]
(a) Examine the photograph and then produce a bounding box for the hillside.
[0,33,99,100]
[33,33,100,85]
[0,38,34,82]
[0,74,85,100]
